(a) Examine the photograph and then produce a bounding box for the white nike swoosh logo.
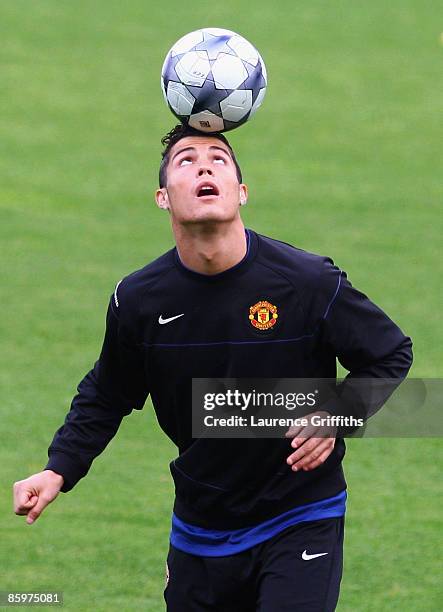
[302,550,329,561]
[158,313,185,325]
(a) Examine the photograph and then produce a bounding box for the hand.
[13,470,64,525]
[285,411,336,472]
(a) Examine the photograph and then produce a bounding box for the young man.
[14,125,412,611]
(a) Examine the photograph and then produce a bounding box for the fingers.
[287,437,335,472]
[290,420,336,449]
[287,436,327,469]
[14,493,38,515]
[284,423,304,439]
[285,410,335,442]
[26,495,52,525]
[13,482,37,515]
[290,422,323,449]
[13,471,63,525]
[14,483,52,524]
[285,411,337,472]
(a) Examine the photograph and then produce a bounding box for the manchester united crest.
[249,300,278,330]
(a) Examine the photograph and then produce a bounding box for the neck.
[173,220,247,275]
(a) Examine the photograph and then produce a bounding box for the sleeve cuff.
[45,452,88,493]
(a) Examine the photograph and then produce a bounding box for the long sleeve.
[45,292,149,491]
[313,260,413,433]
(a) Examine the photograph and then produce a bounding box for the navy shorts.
[164,516,344,611]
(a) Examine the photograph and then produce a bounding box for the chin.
[184,207,237,225]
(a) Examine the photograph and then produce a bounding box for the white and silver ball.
[161,28,267,132]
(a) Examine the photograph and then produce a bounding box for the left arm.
[287,260,413,471]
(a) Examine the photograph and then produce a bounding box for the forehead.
[169,136,232,160]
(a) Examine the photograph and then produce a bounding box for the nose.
[198,165,213,176]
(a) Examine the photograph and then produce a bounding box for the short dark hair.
[159,124,243,188]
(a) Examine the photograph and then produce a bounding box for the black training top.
[45,230,412,529]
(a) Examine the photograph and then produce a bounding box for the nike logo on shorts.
[301,550,329,561]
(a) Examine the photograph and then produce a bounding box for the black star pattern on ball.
[238,61,266,104]
[193,32,237,60]
[222,117,250,132]
[186,74,234,116]
[162,53,186,91]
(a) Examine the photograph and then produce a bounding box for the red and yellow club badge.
[249,300,278,330]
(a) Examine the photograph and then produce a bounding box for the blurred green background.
[1,1,442,610]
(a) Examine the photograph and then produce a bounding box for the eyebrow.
[171,145,232,162]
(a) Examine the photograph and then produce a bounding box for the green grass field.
[1,1,442,610]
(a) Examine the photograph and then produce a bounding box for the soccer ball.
[161,28,267,133]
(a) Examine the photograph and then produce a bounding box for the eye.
[179,157,192,166]
[213,157,226,165]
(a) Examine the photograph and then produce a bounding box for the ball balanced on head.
[161,27,267,133]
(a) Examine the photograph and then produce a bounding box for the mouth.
[195,182,220,198]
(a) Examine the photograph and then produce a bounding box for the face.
[155,136,248,226]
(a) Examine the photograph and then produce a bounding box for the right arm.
[13,287,149,523]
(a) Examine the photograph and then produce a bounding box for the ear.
[239,183,248,206]
[155,187,170,210]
